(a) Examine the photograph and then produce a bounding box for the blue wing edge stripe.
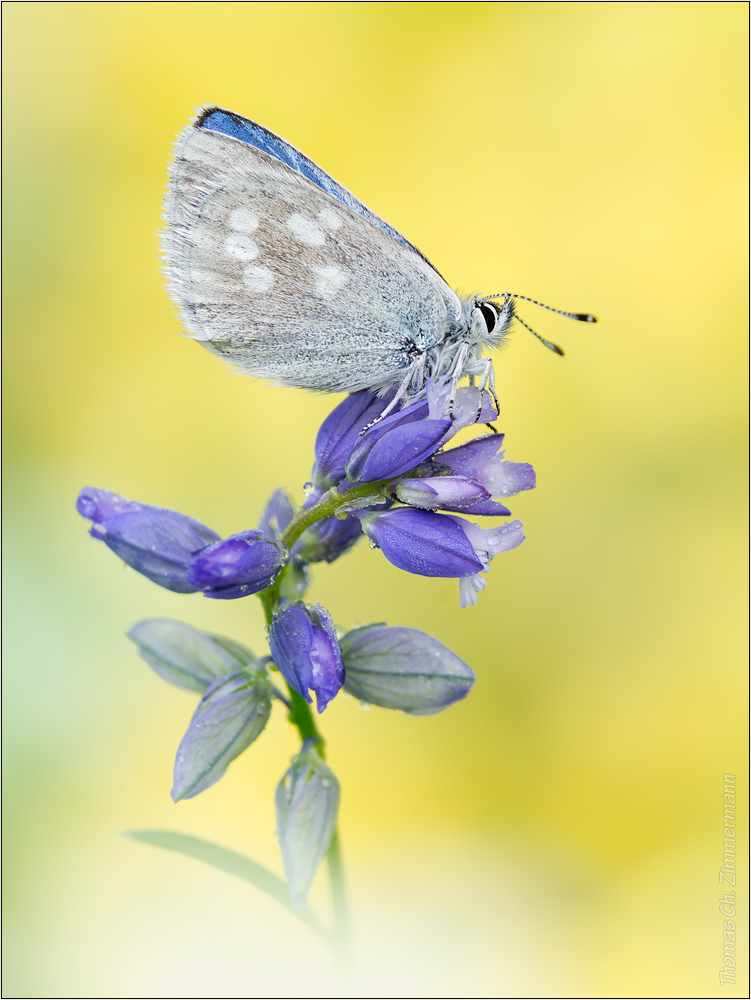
[195,105,440,276]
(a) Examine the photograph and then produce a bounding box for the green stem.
[257,480,387,628]
[327,829,349,944]
[327,830,353,994]
[279,481,388,550]
[256,483,385,987]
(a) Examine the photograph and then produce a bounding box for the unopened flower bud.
[77,487,219,593]
[268,602,345,712]
[275,742,339,910]
[340,624,474,714]
[392,475,490,510]
[186,530,286,599]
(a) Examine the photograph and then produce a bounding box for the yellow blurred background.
[3,3,747,997]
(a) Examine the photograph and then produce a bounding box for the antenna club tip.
[552,345,565,356]
[577,313,597,323]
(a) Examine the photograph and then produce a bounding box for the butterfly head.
[468,293,515,350]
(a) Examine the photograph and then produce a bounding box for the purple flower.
[268,602,345,712]
[358,505,526,605]
[310,378,509,507]
[77,487,220,593]
[186,530,286,600]
[341,377,501,486]
[391,475,490,510]
[77,488,286,599]
[441,434,536,499]
[447,517,526,608]
[358,507,484,578]
[345,400,450,485]
[311,389,396,489]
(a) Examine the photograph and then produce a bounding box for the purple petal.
[438,498,512,516]
[186,530,285,598]
[268,604,315,702]
[481,460,537,498]
[88,504,220,593]
[360,507,484,577]
[76,487,140,523]
[257,488,295,539]
[393,476,490,509]
[267,602,344,711]
[347,419,451,483]
[440,435,505,477]
[308,612,345,713]
[344,398,430,481]
[312,389,395,488]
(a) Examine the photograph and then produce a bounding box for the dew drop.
[358,700,371,711]
[303,482,314,496]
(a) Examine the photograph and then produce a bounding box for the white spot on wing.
[286,213,325,246]
[228,208,259,232]
[224,232,259,261]
[313,264,347,299]
[242,264,273,293]
[318,207,343,232]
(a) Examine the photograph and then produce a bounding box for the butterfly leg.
[445,342,470,419]
[476,357,499,415]
[460,355,498,423]
[359,366,418,434]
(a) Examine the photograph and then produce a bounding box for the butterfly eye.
[479,302,498,334]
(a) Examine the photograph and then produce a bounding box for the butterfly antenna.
[514,312,565,356]
[486,292,597,324]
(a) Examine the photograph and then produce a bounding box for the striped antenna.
[514,313,564,356]
[486,292,597,324]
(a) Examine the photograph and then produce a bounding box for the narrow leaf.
[123,829,327,937]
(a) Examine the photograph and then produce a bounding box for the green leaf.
[127,620,257,693]
[123,829,327,938]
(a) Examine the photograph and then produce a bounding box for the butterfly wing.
[194,107,437,268]
[163,109,461,394]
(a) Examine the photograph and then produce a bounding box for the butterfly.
[162,106,595,415]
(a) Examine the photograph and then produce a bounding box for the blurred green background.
[3,3,747,997]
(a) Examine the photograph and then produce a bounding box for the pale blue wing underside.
[195,107,438,271]
[163,114,462,394]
